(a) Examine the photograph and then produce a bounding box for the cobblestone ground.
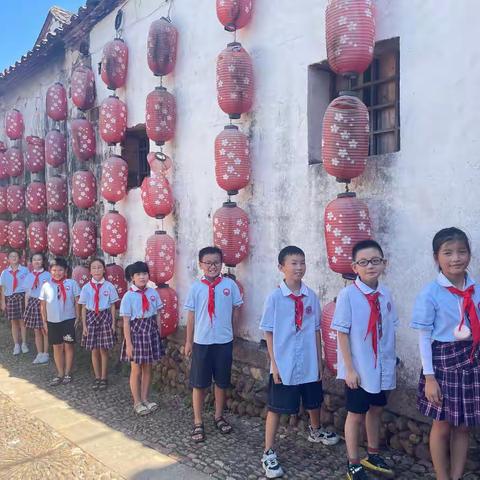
[0,320,479,480]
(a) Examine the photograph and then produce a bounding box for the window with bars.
[122,125,150,189]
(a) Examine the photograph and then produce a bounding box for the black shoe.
[346,464,369,480]
[361,454,394,478]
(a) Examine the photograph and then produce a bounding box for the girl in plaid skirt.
[79,259,119,391]
[120,261,163,416]
[411,227,480,480]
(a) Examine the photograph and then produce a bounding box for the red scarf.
[288,293,306,330]
[52,278,67,304]
[90,281,103,314]
[32,270,43,290]
[131,287,149,315]
[201,276,223,324]
[9,269,19,292]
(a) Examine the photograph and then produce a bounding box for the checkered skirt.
[81,309,116,351]
[6,293,25,322]
[120,315,163,364]
[24,297,43,329]
[417,340,480,426]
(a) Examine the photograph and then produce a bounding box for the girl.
[79,258,119,390]
[411,227,480,480]
[120,261,163,416]
[0,250,29,355]
[24,253,51,364]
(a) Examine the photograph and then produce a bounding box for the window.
[122,125,150,189]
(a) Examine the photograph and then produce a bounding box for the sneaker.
[308,425,341,445]
[361,454,394,478]
[262,449,284,478]
[32,353,41,364]
[21,343,29,354]
[347,464,369,480]
[13,344,21,355]
[143,401,158,413]
[38,353,49,364]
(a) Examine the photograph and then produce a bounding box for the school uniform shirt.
[119,286,162,320]
[79,279,119,311]
[332,277,399,394]
[259,281,321,386]
[0,266,29,296]
[184,276,243,345]
[24,270,51,299]
[39,279,81,323]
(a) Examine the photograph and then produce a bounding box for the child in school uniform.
[24,253,51,364]
[79,258,119,391]
[39,257,81,386]
[410,227,480,480]
[120,261,163,416]
[260,245,339,479]
[184,246,243,443]
[332,239,398,480]
[0,250,30,355]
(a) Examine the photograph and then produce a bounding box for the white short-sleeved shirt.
[39,279,81,323]
[79,279,119,311]
[24,270,51,299]
[332,277,398,394]
[119,286,162,320]
[184,276,243,345]
[0,266,29,296]
[259,281,321,386]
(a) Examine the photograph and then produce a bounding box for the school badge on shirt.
[305,306,313,315]
[223,288,230,296]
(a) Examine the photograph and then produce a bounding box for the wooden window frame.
[122,125,150,190]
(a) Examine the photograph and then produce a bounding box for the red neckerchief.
[9,269,19,292]
[130,287,149,315]
[446,285,480,360]
[52,278,67,303]
[90,281,103,314]
[201,276,223,324]
[32,270,43,290]
[288,293,306,330]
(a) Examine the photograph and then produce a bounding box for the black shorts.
[345,386,387,414]
[48,319,76,345]
[189,341,233,389]
[268,376,324,415]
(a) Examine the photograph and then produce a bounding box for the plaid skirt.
[417,340,480,426]
[24,297,43,329]
[120,315,163,365]
[6,293,25,322]
[81,309,116,351]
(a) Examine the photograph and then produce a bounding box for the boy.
[260,245,339,479]
[332,239,398,480]
[40,258,81,386]
[184,246,243,442]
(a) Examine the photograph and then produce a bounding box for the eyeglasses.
[353,257,385,267]
[201,261,221,267]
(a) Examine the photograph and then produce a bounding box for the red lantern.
[71,118,96,161]
[101,210,127,256]
[145,230,175,285]
[45,129,67,168]
[321,300,338,374]
[72,220,97,259]
[147,17,178,76]
[0,252,8,271]
[71,65,96,111]
[217,42,254,119]
[0,220,9,246]
[101,38,128,90]
[46,175,68,211]
[72,170,96,209]
[157,284,178,337]
[26,181,47,214]
[322,95,369,182]
[0,185,7,213]
[101,154,128,203]
[145,87,176,146]
[47,221,69,256]
[28,221,48,253]
[0,142,8,180]
[6,147,24,177]
[99,95,127,145]
[106,262,128,300]
[215,125,250,194]
[325,0,376,76]
[216,0,253,31]
[7,185,25,214]
[5,109,24,140]
[46,82,68,121]
[324,192,372,277]
[25,136,46,173]
[72,265,90,288]
[213,201,249,267]
[141,173,174,219]
[8,220,26,249]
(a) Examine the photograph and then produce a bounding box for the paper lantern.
[45,129,67,168]
[147,151,172,175]
[28,221,48,253]
[215,124,250,194]
[0,186,7,213]
[5,109,24,140]
[322,95,369,182]
[216,0,253,31]
[0,252,8,271]
[147,17,178,76]
[46,176,68,211]
[7,185,25,214]
[145,230,175,285]
[72,170,96,209]
[99,95,127,145]
[321,300,338,374]
[145,86,176,146]
[157,284,178,337]
[71,118,96,161]
[26,181,47,214]
[72,220,97,259]
[72,265,90,288]
[106,262,128,300]
[141,173,174,219]
[25,136,45,173]
[217,42,254,119]
[101,38,128,90]
[8,220,26,249]
[325,0,376,76]
[324,192,372,277]
[6,147,24,177]
[71,65,96,111]
[48,221,69,256]
[213,201,249,267]
[46,82,68,121]
[0,142,7,180]
[101,210,127,256]
[100,154,128,203]
[0,220,9,246]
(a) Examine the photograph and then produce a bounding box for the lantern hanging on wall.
[71,118,96,161]
[46,175,68,211]
[147,17,178,76]
[8,220,26,249]
[141,173,174,219]
[157,284,178,337]
[28,221,48,253]
[0,220,9,246]
[216,0,253,32]
[101,38,129,90]
[99,95,127,145]
[5,147,24,177]
[324,192,372,277]
[25,136,46,173]
[213,201,249,267]
[106,262,128,300]
[71,65,96,111]
[321,300,338,374]
[0,252,8,271]
[46,82,68,121]
[145,86,176,145]
[216,42,254,119]
[48,221,69,256]
[6,185,25,214]
[0,185,7,213]
[72,265,90,288]
[101,210,127,256]
[100,154,128,203]
[145,230,175,285]
[45,129,67,168]
[5,109,24,140]
[72,220,97,259]
[0,142,8,180]
[72,170,97,209]
[26,181,47,215]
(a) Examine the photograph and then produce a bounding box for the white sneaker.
[32,354,41,364]
[39,352,49,364]
[21,343,29,354]
[307,425,340,445]
[13,344,21,355]
[262,449,284,478]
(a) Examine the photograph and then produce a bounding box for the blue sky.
[0,1,86,72]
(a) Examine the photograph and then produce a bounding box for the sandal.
[62,375,73,385]
[134,403,149,416]
[98,379,108,391]
[214,416,232,434]
[92,379,101,390]
[143,401,158,412]
[191,423,205,443]
[49,376,63,387]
